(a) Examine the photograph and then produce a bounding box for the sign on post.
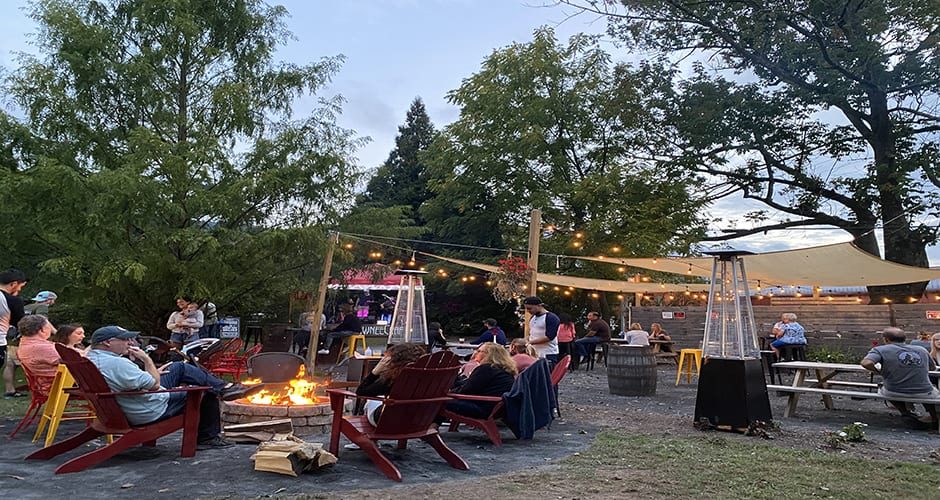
[218,316,241,338]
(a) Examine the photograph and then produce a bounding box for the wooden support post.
[524,209,541,339]
[307,232,338,368]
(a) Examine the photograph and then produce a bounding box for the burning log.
[251,435,337,477]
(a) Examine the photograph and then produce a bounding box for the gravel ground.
[1,361,937,500]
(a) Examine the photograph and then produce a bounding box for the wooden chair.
[32,364,105,447]
[25,344,208,474]
[441,356,568,447]
[327,350,468,482]
[7,363,54,439]
[200,338,242,372]
[207,341,258,381]
[550,355,571,417]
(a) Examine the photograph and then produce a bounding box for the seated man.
[861,327,940,428]
[317,305,362,355]
[85,325,261,448]
[575,312,611,365]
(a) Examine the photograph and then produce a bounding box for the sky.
[0,1,934,264]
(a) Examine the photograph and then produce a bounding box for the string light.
[652,258,657,264]
[618,267,626,273]
[575,232,583,239]
[572,241,582,248]
[344,243,354,249]
[687,263,693,275]
[611,246,621,252]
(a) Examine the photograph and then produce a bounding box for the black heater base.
[694,357,772,431]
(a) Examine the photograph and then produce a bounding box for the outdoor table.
[771,360,940,418]
[648,338,675,353]
[444,342,479,351]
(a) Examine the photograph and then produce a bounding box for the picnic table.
[769,361,940,421]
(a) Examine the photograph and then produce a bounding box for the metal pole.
[307,232,338,368]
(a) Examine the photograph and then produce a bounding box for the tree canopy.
[564,0,940,300]
[0,0,364,332]
[421,28,708,270]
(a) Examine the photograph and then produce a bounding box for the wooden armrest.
[326,388,386,402]
[447,393,502,403]
[92,385,211,398]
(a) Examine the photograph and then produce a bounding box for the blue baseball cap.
[91,325,140,344]
[31,291,57,302]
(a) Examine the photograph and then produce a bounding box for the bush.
[807,346,858,364]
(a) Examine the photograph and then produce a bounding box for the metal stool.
[675,348,703,385]
[338,334,368,363]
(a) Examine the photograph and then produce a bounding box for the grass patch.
[558,430,940,499]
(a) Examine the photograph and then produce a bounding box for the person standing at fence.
[861,327,939,428]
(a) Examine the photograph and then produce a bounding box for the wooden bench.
[803,379,880,390]
[766,384,940,430]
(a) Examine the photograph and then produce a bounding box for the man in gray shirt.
[861,327,939,426]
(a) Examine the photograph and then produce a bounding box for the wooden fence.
[627,304,940,357]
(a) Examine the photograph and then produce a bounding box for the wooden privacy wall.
[627,304,940,357]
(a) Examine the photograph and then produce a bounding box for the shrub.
[807,346,858,364]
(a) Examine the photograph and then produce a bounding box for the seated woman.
[355,343,427,426]
[770,312,807,357]
[53,324,88,355]
[15,315,60,394]
[445,343,517,419]
[648,323,673,353]
[509,338,538,373]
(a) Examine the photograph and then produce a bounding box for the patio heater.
[386,270,429,346]
[693,251,772,431]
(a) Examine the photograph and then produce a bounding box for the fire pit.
[220,367,334,436]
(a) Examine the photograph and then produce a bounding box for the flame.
[241,364,324,405]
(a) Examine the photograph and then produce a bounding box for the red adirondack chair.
[7,363,55,439]
[206,340,257,381]
[327,350,468,482]
[26,344,209,474]
[441,355,570,447]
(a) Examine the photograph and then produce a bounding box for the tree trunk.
[865,90,928,304]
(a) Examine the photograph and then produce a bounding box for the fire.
[241,364,324,405]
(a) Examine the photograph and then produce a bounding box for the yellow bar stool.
[675,348,703,385]
[338,334,368,362]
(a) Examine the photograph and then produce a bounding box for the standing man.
[575,311,611,367]
[522,296,559,367]
[25,290,57,318]
[86,325,261,448]
[861,327,940,428]
[0,269,29,398]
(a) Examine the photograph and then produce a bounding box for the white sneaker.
[317,349,330,355]
[344,442,361,450]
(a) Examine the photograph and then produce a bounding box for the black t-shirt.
[334,314,362,333]
[2,290,25,328]
[454,364,515,397]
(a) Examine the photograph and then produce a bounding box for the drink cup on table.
[458,337,465,344]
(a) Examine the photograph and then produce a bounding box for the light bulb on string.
[687,263,693,275]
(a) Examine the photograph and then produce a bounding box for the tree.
[359,98,436,223]
[563,0,940,302]
[0,0,364,333]
[421,28,708,278]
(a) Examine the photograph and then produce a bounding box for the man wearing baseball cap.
[522,296,560,368]
[25,290,57,317]
[86,325,261,448]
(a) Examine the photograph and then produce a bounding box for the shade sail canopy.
[328,265,403,291]
[576,241,940,287]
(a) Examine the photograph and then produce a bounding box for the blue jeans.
[156,362,228,440]
[575,337,602,357]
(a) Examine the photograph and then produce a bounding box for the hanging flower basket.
[488,257,531,304]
